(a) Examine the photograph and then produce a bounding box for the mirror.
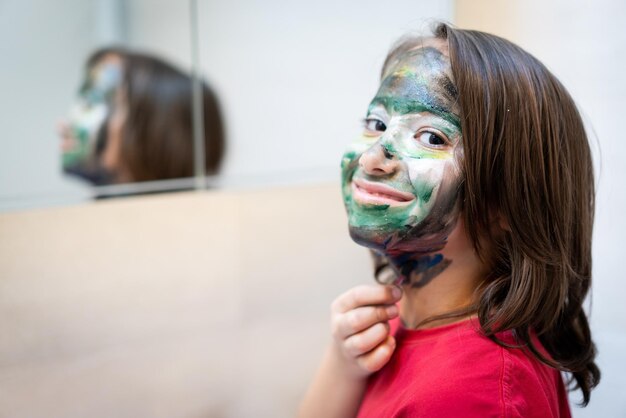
[0,0,204,211]
[0,0,454,211]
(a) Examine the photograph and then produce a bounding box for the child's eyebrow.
[369,96,461,130]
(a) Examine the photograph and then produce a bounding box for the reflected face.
[341,45,462,257]
[60,55,123,171]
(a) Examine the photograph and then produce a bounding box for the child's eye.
[415,130,449,148]
[364,118,387,133]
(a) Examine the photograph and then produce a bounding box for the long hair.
[87,47,225,182]
[379,24,600,404]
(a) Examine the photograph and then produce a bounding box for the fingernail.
[387,305,398,317]
[392,286,402,299]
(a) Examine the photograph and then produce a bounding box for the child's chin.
[348,225,397,252]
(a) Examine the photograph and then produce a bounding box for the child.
[299,23,599,417]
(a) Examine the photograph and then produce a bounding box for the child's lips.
[352,178,415,207]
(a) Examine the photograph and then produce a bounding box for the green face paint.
[62,102,108,168]
[61,57,123,171]
[341,45,463,281]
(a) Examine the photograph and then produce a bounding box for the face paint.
[61,58,123,171]
[341,45,462,285]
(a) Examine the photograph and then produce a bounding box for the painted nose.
[359,142,398,176]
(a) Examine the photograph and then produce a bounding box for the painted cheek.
[406,158,445,207]
[341,150,357,172]
[62,103,107,168]
[341,148,361,205]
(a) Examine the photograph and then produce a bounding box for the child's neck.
[399,266,481,329]
[397,219,486,330]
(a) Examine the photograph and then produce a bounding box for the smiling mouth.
[352,178,415,207]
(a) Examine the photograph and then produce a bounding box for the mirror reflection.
[0,0,210,210]
[61,47,223,186]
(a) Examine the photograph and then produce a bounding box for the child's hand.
[330,284,402,379]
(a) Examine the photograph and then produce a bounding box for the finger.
[332,284,402,313]
[344,322,390,357]
[334,304,398,339]
[356,335,396,373]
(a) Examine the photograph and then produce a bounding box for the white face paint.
[61,55,123,171]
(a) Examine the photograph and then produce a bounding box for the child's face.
[60,54,123,171]
[341,42,462,255]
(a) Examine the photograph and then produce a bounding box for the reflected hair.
[376,23,599,405]
[87,47,225,182]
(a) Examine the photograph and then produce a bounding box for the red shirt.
[357,317,571,418]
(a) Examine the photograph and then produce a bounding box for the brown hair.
[88,47,224,182]
[380,24,600,404]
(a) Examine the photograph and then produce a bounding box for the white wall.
[456,1,626,416]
